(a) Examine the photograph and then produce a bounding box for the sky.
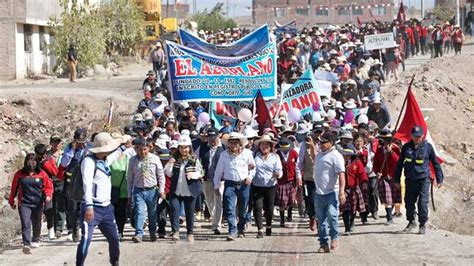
[169,0,437,18]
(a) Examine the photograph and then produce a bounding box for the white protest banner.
[364,33,396,51]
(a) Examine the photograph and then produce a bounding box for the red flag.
[393,87,444,180]
[368,9,377,22]
[254,90,275,135]
[357,16,363,27]
[397,1,406,23]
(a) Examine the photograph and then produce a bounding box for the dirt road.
[1,42,474,265]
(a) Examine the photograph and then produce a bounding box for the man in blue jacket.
[394,126,443,235]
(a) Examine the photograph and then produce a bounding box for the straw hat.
[89,132,121,154]
[254,134,277,146]
[222,132,248,147]
[177,135,192,146]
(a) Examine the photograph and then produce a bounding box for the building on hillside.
[252,0,395,27]
[0,0,62,81]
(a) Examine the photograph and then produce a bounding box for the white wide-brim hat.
[89,132,121,153]
[222,132,248,147]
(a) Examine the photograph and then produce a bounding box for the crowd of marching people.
[8,17,450,264]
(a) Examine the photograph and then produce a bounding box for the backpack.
[67,155,97,203]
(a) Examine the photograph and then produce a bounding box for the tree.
[432,6,454,22]
[191,3,237,32]
[49,1,106,71]
[48,0,145,73]
[100,0,145,56]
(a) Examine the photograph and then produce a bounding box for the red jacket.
[356,148,369,167]
[405,27,415,44]
[9,169,53,207]
[373,144,400,178]
[421,26,428,38]
[277,150,298,184]
[452,30,464,44]
[345,158,368,188]
[431,30,446,42]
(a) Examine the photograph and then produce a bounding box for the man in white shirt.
[214,132,256,240]
[313,132,346,253]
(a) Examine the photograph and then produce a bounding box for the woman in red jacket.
[275,137,301,227]
[451,25,465,55]
[9,153,53,254]
[341,144,368,235]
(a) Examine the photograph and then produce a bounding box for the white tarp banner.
[364,33,396,50]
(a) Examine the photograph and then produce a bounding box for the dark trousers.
[368,176,379,215]
[252,185,277,230]
[112,198,128,235]
[64,181,80,233]
[303,180,316,219]
[157,198,169,235]
[169,195,197,234]
[53,181,66,232]
[152,62,162,76]
[44,200,54,230]
[453,42,462,54]
[434,41,443,58]
[405,178,430,226]
[19,204,43,246]
[76,204,119,266]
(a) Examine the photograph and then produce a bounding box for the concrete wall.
[0,0,60,80]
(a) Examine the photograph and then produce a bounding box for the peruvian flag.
[393,86,444,181]
[357,16,363,28]
[397,1,406,23]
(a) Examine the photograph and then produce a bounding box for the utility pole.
[421,0,424,19]
[456,0,460,26]
[227,0,230,19]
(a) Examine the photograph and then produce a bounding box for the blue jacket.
[169,158,202,198]
[394,140,443,184]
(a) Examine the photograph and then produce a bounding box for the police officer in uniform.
[394,126,443,235]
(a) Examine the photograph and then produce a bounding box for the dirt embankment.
[0,84,140,249]
[384,54,474,235]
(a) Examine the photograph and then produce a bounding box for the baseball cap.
[207,127,219,138]
[74,128,87,143]
[50,134,62,143]
[411,126,424,137]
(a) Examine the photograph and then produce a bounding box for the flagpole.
[393,74,415,132]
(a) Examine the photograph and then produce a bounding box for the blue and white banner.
[267,69,323,117]
[178,25,270,57]
[274,20,297,38]
[165,41,277,102]
[210,101,252,128]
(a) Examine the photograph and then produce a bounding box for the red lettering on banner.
[174,59,197,76]
[216,102,224,116]
[200,63,212,75]
[291,98,302,109]
[308,91,319,105]
[212,66,222,75]
[237,66,246,76]
[299,94,311,109]
[247,64,261,76]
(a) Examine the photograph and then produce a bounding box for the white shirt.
[313,147,345,195]
[213,149,256,189]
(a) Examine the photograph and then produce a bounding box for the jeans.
[303,180,316,219]
[434,41,443,58]
[76,204,119,266]
[202,180,224,230]
[133,188,158,237]
[405,178,430,226]
[19,204,43,246]
[252,185,277,230]
[53,181,66,232]
[314,192,339,246]
[169,194,197,234]
[64,181,80,233]
[223,181,250,235]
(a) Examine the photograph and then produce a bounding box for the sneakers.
[309,218,316,232]
[22,245,32,254]
[187,234,194,243]
[256,230,264,239]
[171,231,180,241]
[132,235,143,243]
[265,228,272,236]
[55,231,62,239]
[48,228,55,240]
[418,225,426,235]
[237,231,245,238]
[317,245,330,253]
[385,220,394,226]
[226,234,236,241]
[30,242,40,248]
[213,229,221,235]
[330,240,339,251]
[403,221,418,233]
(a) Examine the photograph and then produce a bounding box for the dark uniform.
[394,127,443,233]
